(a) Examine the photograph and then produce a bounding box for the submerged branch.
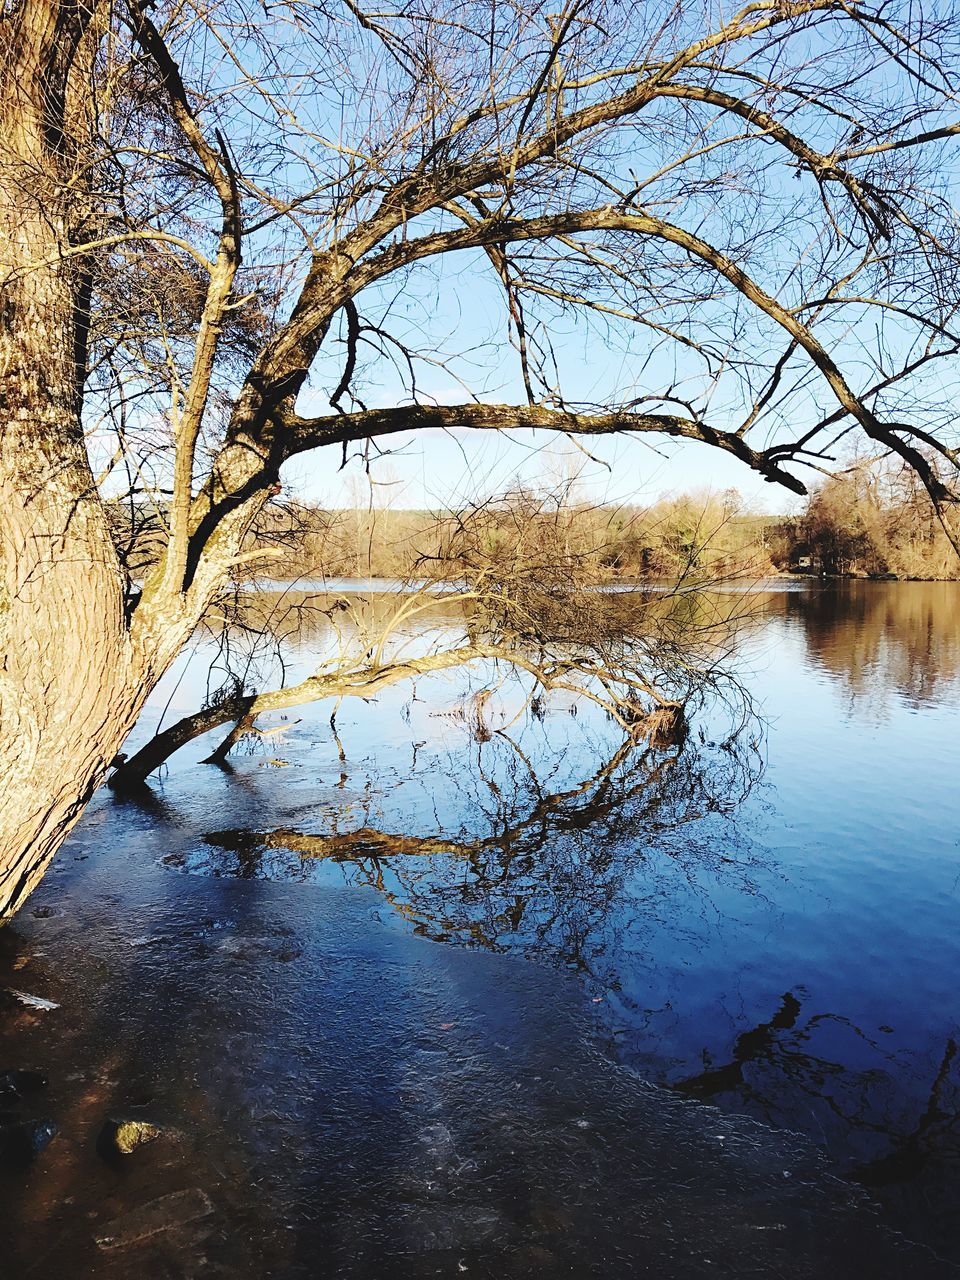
[109,639,688,788]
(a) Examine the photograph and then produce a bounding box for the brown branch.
[110,628,684,789]
[126,5,245,600]
[278,401,808,494]
[225,0,845,431]
[654,83,892,237]
[109,644,523,787]
[333,207,956,510]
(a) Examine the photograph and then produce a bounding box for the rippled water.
[1,580,959,1276]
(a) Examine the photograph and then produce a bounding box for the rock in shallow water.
[98,1118,162,1156]
[0,1118,58,1166]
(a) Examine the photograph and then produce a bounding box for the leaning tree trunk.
[0,0,151,918]
[0,432,147,918]
[0,177,147,915]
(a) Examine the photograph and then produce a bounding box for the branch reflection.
[197,721,760,975]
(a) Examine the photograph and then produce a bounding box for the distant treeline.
[112,457,960,586]
[252,460,959,583]
[252,489,789,583]
[789,458,959,580]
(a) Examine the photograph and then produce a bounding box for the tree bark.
[0,199,143,914]
[0,0,152,917]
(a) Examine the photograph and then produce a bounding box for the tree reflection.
[673,984,960,1242]
[198,719,761,975]
[785,582,960,707]
[177,689,960,1243]
[856,1038,960,1188]
[155,584,960,1259]
[674,992,803,1100]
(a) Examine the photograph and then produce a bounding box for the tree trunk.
[0,1,154,918]
[0,216,146,916]
[0,332,153,916]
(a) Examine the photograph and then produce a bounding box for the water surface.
[1,580,958,1275]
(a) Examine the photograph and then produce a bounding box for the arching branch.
[279,401,808,494]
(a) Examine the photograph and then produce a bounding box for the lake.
[1,580,958,1276]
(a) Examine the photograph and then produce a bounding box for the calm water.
[1,580,959,1275]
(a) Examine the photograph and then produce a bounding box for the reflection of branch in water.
[856,1038,960,1187]
[675,996,897,1134]
[673,992,802,1099]
[201,724,762,972]
[672,990,960,1191]
[186,684,960,1219]
[204,736,665,870]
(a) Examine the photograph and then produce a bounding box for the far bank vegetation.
[246,459,960,585]
[113,456,960,591]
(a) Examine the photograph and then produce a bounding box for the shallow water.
[2,580,959,1276]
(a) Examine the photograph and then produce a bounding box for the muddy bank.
[0,826,954,1279]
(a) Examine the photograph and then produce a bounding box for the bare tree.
[4,0,960,915]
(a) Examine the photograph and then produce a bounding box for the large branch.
[109,634,681,789]
[126,1,244,600]
[353,0,845,237]
[279,402,808,494]
[654,83,892,236]
[229,0,847,420]
[336,207,957,509]
[182,194,949,596]
[110,645,523,788]
[182,395,806,603]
